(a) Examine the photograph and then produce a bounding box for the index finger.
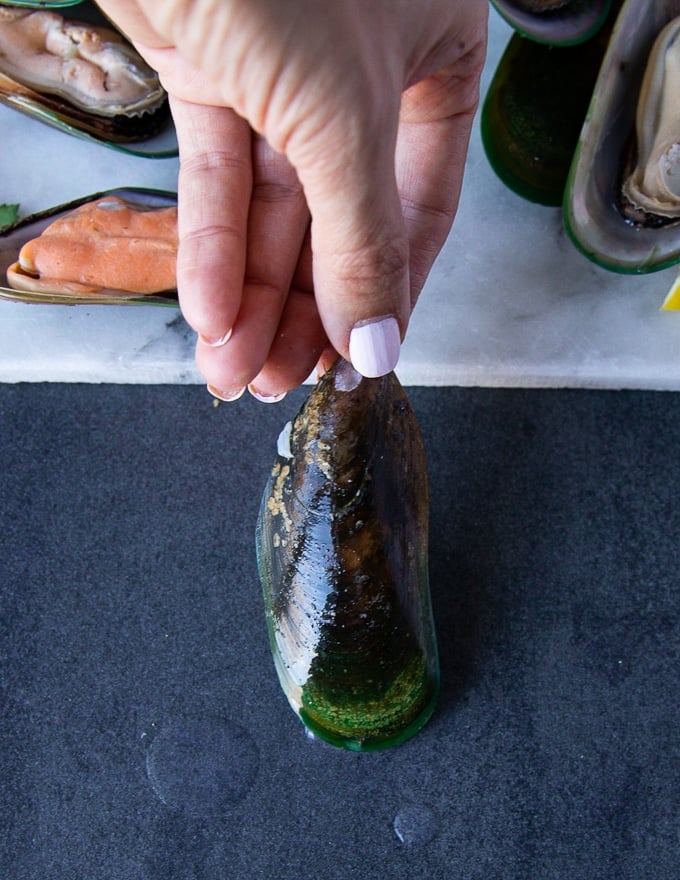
[171,96,253,345]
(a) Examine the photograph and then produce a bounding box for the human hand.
[96,0,488,399]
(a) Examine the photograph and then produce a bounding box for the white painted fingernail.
[199,328,233,348]
[207,384,245,402]
[248,385,287,403]
[348,316,400,378]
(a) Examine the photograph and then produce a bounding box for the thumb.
[292,118,410,378]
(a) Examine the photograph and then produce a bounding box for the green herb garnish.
[0,204,20,233]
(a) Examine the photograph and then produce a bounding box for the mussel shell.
[0,188,179,306]
[1,89,177,157]
[491,0,613,46]
[255,359,439,751]
[481,14,617,205]
[0,70,170,142]
[0,3,176,154]
[564,0,680,272]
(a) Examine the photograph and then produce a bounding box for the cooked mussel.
[255,359,439,751]
[0,188,179,306]
[620,16,680,221]
[0,6,168,143]
[491,0,613,46]
[564,0,680,272]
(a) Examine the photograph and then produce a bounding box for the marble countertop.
[1,8,679,389]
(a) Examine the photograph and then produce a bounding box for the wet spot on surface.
[393,803,438,847]
[146,717,258,816]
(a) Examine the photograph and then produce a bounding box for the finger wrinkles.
[178,150,252,241]
[251,179,305,206]
[242,276,289,302]
[400,193,454,226]
[249,287,328,394]
[179,221,245,246]
[401,47,485,125]
[322,237,408,302]
[179,149,252,178]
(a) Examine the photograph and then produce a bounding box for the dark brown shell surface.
[255,359,439,751]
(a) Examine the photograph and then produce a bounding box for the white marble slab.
[1,8,679,389]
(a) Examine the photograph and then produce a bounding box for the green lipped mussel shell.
[255,359,439,751]
[482,3,620,204]
[490,0,612,46]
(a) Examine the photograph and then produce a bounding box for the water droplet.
[146,717,258,816]
[393,804,438,847]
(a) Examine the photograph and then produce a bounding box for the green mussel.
[482,1,621,205]
[255,359,439,751]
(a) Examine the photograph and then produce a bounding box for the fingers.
[247,290,326,400]
[396,112,474,308]
[171,96,252,346]
[248,232,328,398]
[397,46,486,304]
[292,113,410,378]
[195,133,316,397]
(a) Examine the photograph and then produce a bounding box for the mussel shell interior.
[0,188,179,306]
[490,0,613,46]
[564,0,680,273]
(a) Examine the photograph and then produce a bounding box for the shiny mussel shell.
[255,359,439,751]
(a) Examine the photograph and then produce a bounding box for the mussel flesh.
[0,7,168,142]
[255,359,439,751]
[621,16,680,222]
[0,188,179,306]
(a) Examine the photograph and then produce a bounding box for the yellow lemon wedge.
[661,271,680,310]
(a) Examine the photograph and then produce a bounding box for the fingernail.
[207,383,245,402]
[348,316,400,378]
[199,328,233,348]
[248,384,287,403]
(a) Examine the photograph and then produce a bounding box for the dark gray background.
[2,383,678,879]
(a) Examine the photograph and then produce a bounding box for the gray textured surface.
[1,383,678,879]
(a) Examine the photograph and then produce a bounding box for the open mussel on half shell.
[0,5,169,143]
[564,0,680,272]
[491,0,613,46]
[0,188,179,306]
[255,358,440,751]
